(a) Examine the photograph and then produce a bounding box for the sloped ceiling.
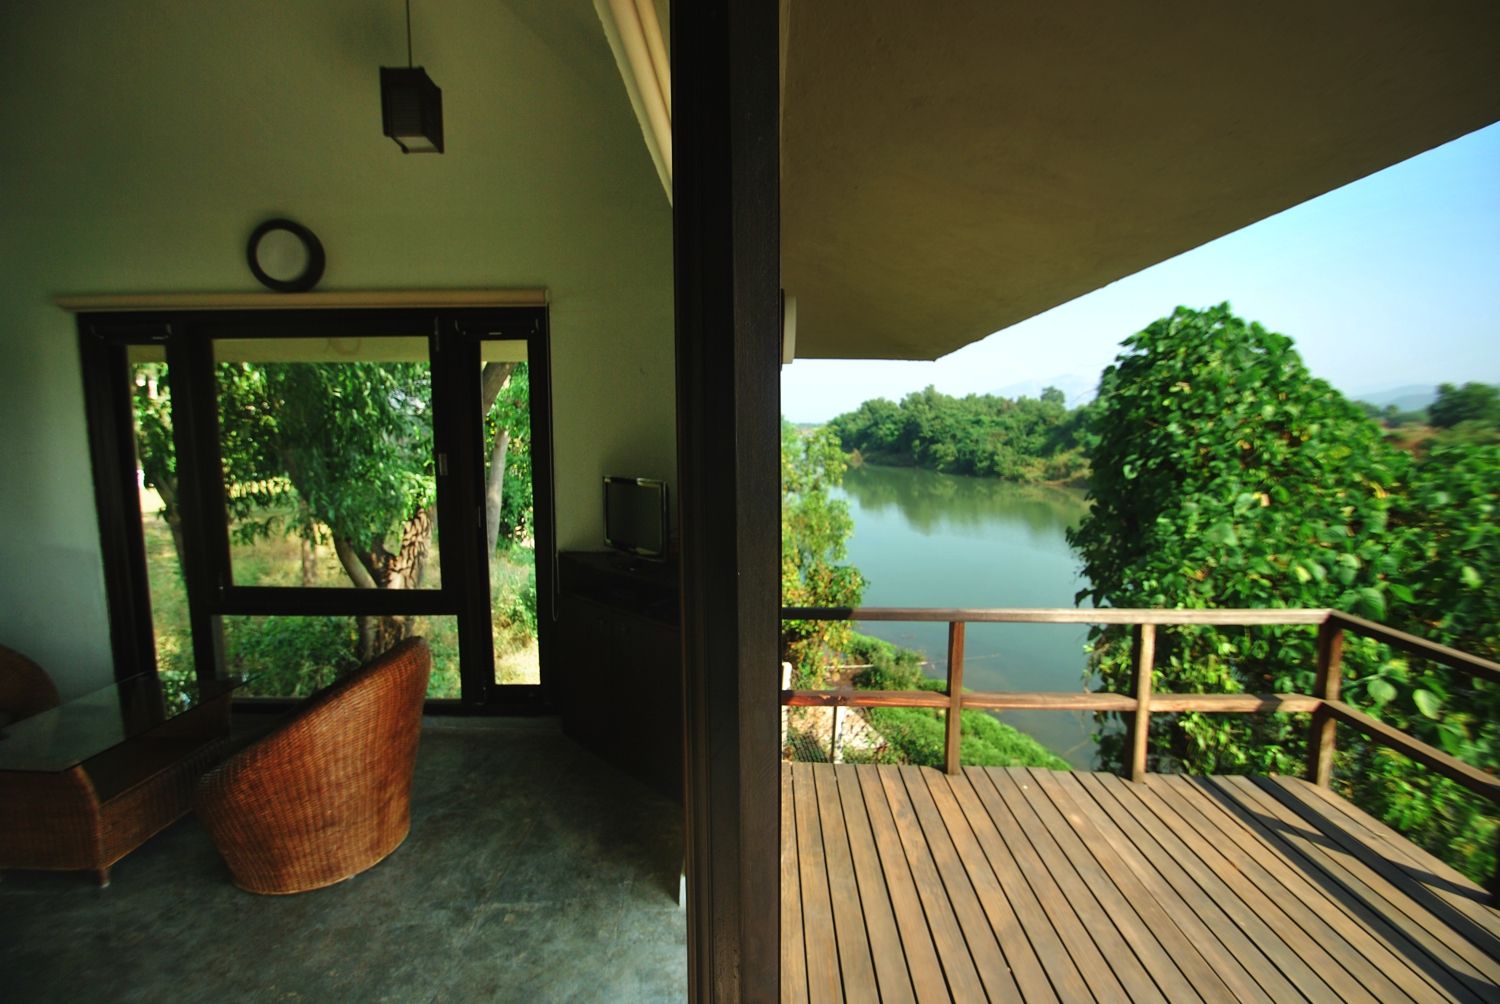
[780,2,1500,359]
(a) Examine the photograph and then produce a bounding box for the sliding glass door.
[80,307,554,709]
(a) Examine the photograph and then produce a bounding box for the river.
[831,463,1100,768]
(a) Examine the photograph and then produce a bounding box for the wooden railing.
[779,607,1500,813]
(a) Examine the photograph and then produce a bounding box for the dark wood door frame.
[78,306,554,712]
[672,0,781,999]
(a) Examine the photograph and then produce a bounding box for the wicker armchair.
[0,645,227,886]
[195,637,431,895]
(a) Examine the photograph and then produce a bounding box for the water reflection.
[840,463,1088,539]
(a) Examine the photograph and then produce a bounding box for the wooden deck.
[781,763,1500,1003]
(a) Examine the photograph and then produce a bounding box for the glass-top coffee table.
[0,672,244,884]
[0,672,241,772]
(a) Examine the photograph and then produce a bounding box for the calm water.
[832,464,1100,767]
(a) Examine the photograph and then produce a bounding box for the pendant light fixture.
[380,0,444,153]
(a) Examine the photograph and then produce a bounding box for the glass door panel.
[480,340,540,685]
[211,336,442,591]
[126,344,194,703]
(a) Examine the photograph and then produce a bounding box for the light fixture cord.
[405,0,413,67]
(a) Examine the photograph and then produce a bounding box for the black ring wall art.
[246,219,326,293]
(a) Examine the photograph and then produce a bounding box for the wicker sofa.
[195,637,432,894]
[0,645,228,886]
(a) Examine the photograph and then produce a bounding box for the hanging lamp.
[380,0,444,153]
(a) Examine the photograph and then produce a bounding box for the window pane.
[480,342,540,685]
[224,614,459,699]
[127,345,194,698]
[213,337,441,590]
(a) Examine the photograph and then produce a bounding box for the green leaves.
[781,422,865,686]
[1412,688,1443,719]
[1204,521,1239,547]
[1071,303,1499,884]
[1366,677,1398,706]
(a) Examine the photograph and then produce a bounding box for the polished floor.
[1,717,687,1003]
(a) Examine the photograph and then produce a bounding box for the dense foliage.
[1070,304,1497,881]
[827,385,1091,484]
[780,422,864,687]
[1429,381,1500,430]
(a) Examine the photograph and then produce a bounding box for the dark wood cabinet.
[556,551,681,800]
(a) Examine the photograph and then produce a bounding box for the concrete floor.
[0,717,687,1003]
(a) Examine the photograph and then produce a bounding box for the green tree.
[1071,303,1497,881]
[1429,381,1500,429]
[826,385,1091,484]
[781,422,864,687]
[1069,304,1410,775]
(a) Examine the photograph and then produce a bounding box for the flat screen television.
[603,476,669,560]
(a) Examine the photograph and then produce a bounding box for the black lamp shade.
[381,67,444,153]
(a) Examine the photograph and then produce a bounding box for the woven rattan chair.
[195,637,432,895]
[0,644,228,886]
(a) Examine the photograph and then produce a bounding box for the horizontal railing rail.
[778,606,1500,811]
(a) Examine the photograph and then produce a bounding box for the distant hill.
[987,374,1097,407]
[1350,384,1437,413]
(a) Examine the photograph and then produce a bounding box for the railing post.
[1307,616,1345,786]
[943,621,966,775]
[1127,623,1156,782]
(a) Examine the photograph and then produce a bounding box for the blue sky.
[782,122,1500,423]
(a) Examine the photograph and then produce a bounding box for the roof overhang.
[780,2,1500,359]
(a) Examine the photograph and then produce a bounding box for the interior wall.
[0,0,675,695]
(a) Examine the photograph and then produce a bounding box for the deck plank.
[1074,772,1310,1003]
[1026,768,1236,1003]
[791,762,845,1003]
[952,770,1094,1002]
[852,766,950,1003]
[1209,775,1500,996]
[1187,775,1489,1004]
[874,767,989,1001]
[917,770,1058,1003]
[829,765,915,1004]
[782,764,809,1004]
[985,770,1169,1003]
[1258,776,1500,946]
[1046,771,1275,1004]
[782,764,1500,1003]
[1104,773,1382,1004]
[812,765,880,1001]
[1145,774,1441,1004]
[964,768,1131,1002]
[895,766,1022,1002]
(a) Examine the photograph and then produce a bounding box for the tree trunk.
[479,361,516,562]
[481,362,515,416]
[333,537,379,590]
[153,477,188,580]
[298,500,318,586]
[484,429,509,559]
[333,509,433,660]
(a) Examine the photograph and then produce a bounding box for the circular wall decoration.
[246,218,326,293]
